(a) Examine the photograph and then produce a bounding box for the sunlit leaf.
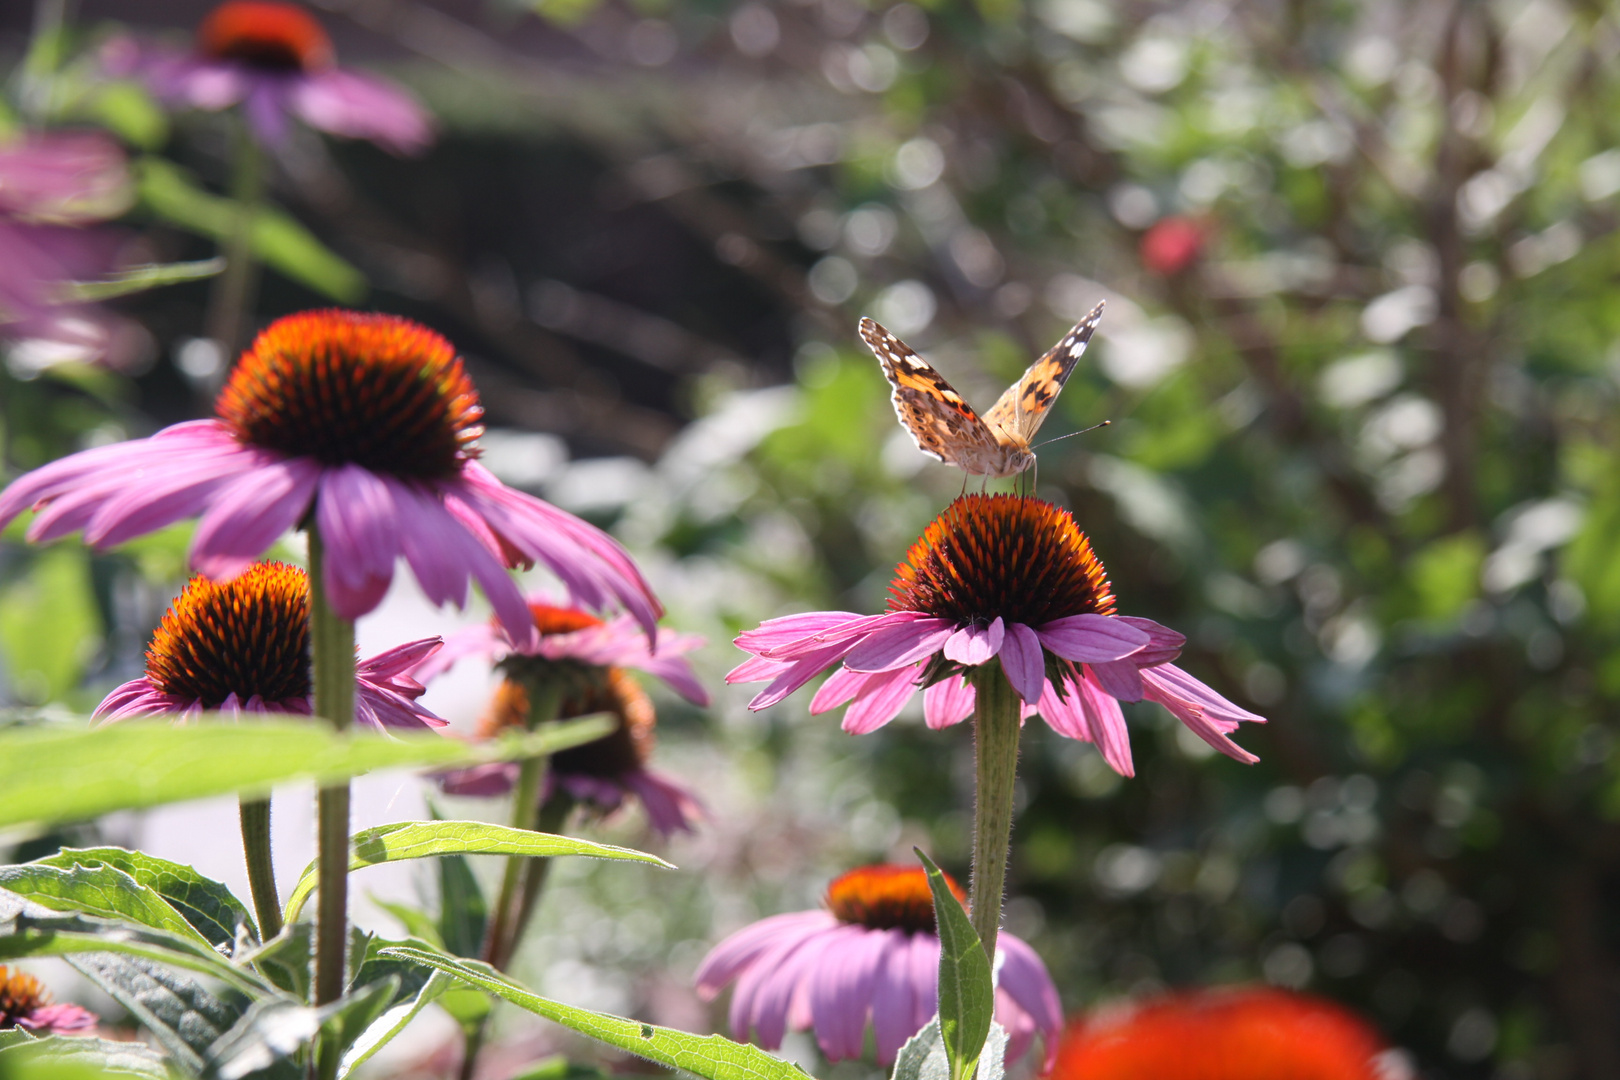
[916,850,993,1080]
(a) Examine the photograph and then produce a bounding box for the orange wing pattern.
[859,317,1007,472]
[983,301,1105,444]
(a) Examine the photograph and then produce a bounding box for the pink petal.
[809,926,889,1060]
[359,638,443,681]
[943,618,1004,666]
[1141,664,1263,764]
[1117,616,1185,666]
[1086,659,1144,702]
[809,666,874,714]
[622,768,703,836]
[727,654,789,684]
[696,912,835,999]
[996,934,1063,1068]
[291,69,434,155]
[759,610,924,661]
[735,611,862,654]
[316,465,400,615]
[1035,614,1149,663]
[923,676,975,729]
[190,458,322,581]
[410,623,503,683]
[1077,669,1135,777]
[998,622,1046,704]
[842,667,921,734]
[843,618,953,672]
[869,930,921,1064]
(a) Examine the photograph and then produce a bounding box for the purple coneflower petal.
[1086,658,1144,702]
[923,676,975,730]
[20,1002,98,1035]
[621,768,702,836]
[637,654,710,706]
[842,618,953,673]
[316,465,401,616]
[410,622,503,682]
[1141,664,1262,764]
[358,638,441,684]
[190,457,322,581]
[841,667,920,734]
[944,618,1004,666]
[758,610,910,661]
[244,78,293,145]
[291,69,433,155]
[869,930,920,1063]
[997,934,1063,1068]
[998,622,1046,704]
[438,761,518,797]
[696,912,833,999]
[1036,613,1149,663]
[735,611,862,654]
[1077,669,1135,777]
[1117,616,1186,666]
[809,925,888,1060]
[909,932,941,1029]
[727,654,788,685]
[733,923,839,1048]
[808,665,868,714]
[748,641,857,710]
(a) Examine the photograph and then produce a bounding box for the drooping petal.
[747,641,857,710]
[996,934,1063,1069]
[437,761,519,797]
[1117,616,1186,666]
[998,622,1046,704]
[809,926,889,1060]
[190,457,323,581]
[727,654,789,685]
[621,768,703,836]
[842,618,954,673]
[695,911,835,999]
[1077,668,1135,777]
[1141,664,1263,764]
[809,665,874,714]
[735,611,863,655]
[1036,614,1149,663]
[923,676,976,729]
[1086,658,1144,702]
[841,667,921,734]
[290,69,434,155]
[759,610,925,661]
[243,78,292,146]
[943,618,1004,666]
[909,933,941,1029]
[869,929,921,1064]
[738,925,844,1049]
[315,464,401,617]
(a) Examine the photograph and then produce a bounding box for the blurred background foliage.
[4,0,1620,1076]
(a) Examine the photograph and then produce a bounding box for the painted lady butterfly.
[859,301,1105,478]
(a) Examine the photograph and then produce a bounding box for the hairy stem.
[309,531,355,1020]
[969,663,1022,964]
[238,796,282,941]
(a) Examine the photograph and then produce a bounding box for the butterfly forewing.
[859,317,1004,469]
[984,300,1106,443]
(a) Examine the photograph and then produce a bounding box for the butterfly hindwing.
[984,300,1106,443]
[859,317,1002,468]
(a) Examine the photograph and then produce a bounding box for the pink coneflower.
[116,1,432,155]
[1051,987,1407,1080]
[695,864,1061,1066]
[0,131,136,366]
[0,310,661,649]
[93,561,445,731]
[432,602,704,835]
[728,494,1263,777]
[0,967,97,1035]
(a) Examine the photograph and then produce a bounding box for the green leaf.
[338,970,451,1079]
[60,258,224,302]
[35,847,256,950]
[0,1034,170,1078]
[0,719,589,831]
[283,819,671,924]
[0,861,205,947]
[0,909,268,998]
[203,981,392,1080]
[67,954,247,1076]
[241,923,312,1001]
[371,898,442,949]
[436,850,484,959]
[436,986,491,1032]
[0,547,99,705]
[380,946,813,1080]
[916,850,993,1080]
[135,158,365,302]
[892,1019,1007,1080]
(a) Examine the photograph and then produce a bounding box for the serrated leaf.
[0,719,589,831]
[67,954,247,1075]
[37,847,256,950]
[60,258,224,302]
[0,911,268,998]
[282,820,671,924]
[916,850,993,1080]
[893,1019,1007,1080]
[0,1033,171,1078]
[0,861,206,946]
[380,947,813,1080]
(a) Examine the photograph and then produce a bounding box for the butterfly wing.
[984,300,1106,444]
[860,317,1003,470]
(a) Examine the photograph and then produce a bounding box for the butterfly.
[858,300,1106,478]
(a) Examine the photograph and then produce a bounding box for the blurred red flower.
[1140,216,1206,276]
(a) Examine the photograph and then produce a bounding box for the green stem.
[205,122,264,361]
[968,663,1022,964]
[238,796,283,941]
[309,531,355,1015]
[502,798,571,968]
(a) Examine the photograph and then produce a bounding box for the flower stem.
[205,120,264,363]
[504,797,571,965]
[480,684,561,970]
[238,796,283,940]
[969,662,1022,964]
[308,530,355,1014]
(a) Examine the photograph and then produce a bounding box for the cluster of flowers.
[0,4,1394,1075]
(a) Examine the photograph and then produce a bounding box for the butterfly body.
[859,301,1105,478]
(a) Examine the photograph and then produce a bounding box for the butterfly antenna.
[1032,419,1112,450]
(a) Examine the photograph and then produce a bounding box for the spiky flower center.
[485,666,654,780]
[216,310,484,480]
[0,968,51,1028]
[144,562,310,709]
[198,1,334,72]
[888,494,1115,627]
[825,865,965,934]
